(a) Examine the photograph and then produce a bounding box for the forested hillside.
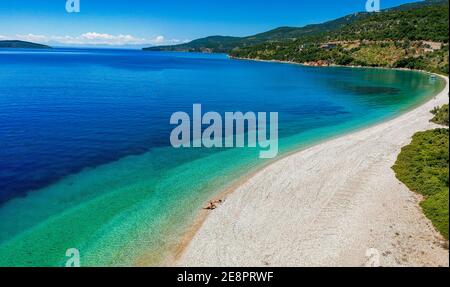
[230,1,449,74]
[329,1,448,42]
[146,0,449,74]
[145,0,448,53]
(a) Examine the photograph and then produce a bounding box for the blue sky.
[0,0,421,47]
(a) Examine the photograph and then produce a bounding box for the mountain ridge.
[144,0,448,53]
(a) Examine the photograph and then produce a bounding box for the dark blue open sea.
[0,48,444,266]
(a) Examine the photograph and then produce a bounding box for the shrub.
[393,128,449,239]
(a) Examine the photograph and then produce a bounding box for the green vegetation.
[146,0,448,53]
[329,1,449,43]
[394,45,449,74]
[146,0,449,75]
[231,40,449,74]
[393,128,449,239]
[230,0,449,74]
[0,40,51,49]
[431,104,449,125]
[393,104,449,240]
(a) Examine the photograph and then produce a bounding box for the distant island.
[145,0,449,75]
[0,40,51,49]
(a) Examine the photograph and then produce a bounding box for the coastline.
[230,55,447,76]
[174,74,449,267]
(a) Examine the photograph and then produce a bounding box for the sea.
[0,48,444,266]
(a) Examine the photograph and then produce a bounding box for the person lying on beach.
[204,202,217,210]
[204,200,223,210]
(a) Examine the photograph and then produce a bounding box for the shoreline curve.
[173,74,449,267]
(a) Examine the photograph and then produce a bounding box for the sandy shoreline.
[175,75,449,267]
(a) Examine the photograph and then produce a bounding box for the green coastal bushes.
[431,104,449,126]
[393,127,449,239]
[232,41,449,75]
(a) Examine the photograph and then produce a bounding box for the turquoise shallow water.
[0,48,445,266]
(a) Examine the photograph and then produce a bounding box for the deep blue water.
[0,48,442,204]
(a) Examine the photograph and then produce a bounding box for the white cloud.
[75,32,148,45]
[51,32,149,46]
[15,34,49,43]
[4,32,186,47]
[154,35,165,44]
